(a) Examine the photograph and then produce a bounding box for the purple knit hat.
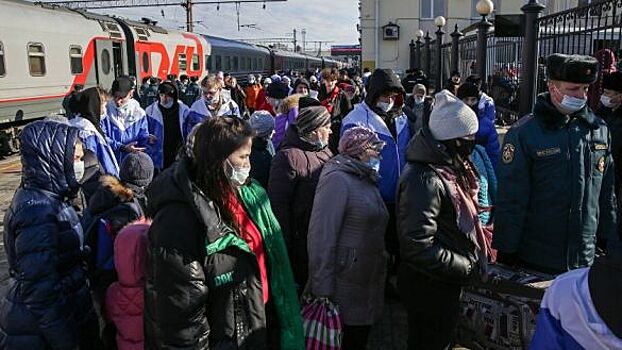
[338,125,385,158]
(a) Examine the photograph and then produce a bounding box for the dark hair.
[451,70,461,77]
[465,75,482,89]
[190,76,199,82]
[192,117,254,230]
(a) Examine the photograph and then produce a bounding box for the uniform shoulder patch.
[502,143,516,164]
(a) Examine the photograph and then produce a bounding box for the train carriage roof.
[203,35,271,54]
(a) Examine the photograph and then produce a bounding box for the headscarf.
[71,87,105,136]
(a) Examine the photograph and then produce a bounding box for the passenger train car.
[0,0,346,153]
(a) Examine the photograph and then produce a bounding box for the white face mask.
[601,95,617,108]
[74,160,85,182]
[376,100,394,113]
[225,159,250,187]
[414,96,424,105]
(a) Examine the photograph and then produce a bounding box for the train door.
[112,42,124,77]
[94,39,115,89]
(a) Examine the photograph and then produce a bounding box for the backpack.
[82,199,144,298]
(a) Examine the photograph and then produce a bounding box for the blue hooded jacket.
[145,101,192,170]
[101,99,149,164]
[0,120,96,349]
[70,116,120,176]
[342,69,410,203]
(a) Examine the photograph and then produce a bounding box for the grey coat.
[307,154,389,325]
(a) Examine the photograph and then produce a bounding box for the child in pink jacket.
[105,219,150,350]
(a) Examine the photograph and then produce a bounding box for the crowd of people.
[1,52,622,350]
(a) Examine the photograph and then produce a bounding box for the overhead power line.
[37,0,287,32]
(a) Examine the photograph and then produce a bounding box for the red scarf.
[320,87,340,114]
[228,194,270,303]
[430,162,497,268]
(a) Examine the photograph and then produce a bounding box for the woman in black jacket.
[397,90,493,350]
[145,117,303,350]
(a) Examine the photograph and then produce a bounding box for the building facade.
[359,0,586,74]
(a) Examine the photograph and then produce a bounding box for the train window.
[28,43,46,76]
[0,42,5,77]
[259,58,264,70]
[69,46,83,74]
[241,57,246,70]
[247,57,252,71]
[135,28,150,41]
[205,55,211,71]
[224,56,231,71]
[192,54,200,71]
[101,49,111,75]
[215,55,222,70]
[233,56,239,71]
[179,53,187,71]
[142,52,149,73]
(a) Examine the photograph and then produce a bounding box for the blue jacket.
[145,101,192,170]
[101,99,149,165]
[475,110,501,171]
[0,120,96,349]
[530,267,622,349]
[479,92,496,123]
[493,94,618,273]
[70,116,120,176]
[471,145,497,225]
[342,102,410,203]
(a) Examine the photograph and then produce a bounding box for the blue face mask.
[367,157,381,172]
[315,139,328,150]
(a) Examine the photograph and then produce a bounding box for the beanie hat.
[267,82,289,99]
[270,74,282,83]
[295,106,331,136]
[299,96,321,109]
[338,125,384,158]
[457,83,480,100]
[309,75,318,83]
[250,110,275,138]
[429,90,478,141]
[119,152,155,187]
[263,78,272,85]
[603,72,622,92]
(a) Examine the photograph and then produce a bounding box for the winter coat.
[101,99,149,164]
[268,126,333,287]
[307,155,388,325]
[478,92,496,123]
[82,176,144,302]
[493,93,618,273]
[471,145,497,225]
[0,120,97,349]
[255,89,276,116]
[145,101,194,169]
[598,106,622,196]
[189,95,241,121]
[145,156,266,349]
[318,85,353,154]
[530,255,622,349]
[273,94,300,151]
[342,102,410,203]
[397,126,479,285]
[228,85,248,117]
[245,84,262,110]
[106,219,149,350]
[183,82,201,107]
[70,115,120,176]
[250,137,273,189]
[140,84,159,109]
[475,107,501,171]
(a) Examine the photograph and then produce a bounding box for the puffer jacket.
[397,127,478,284]
[106,219,150,350]
[189,95,241,120]
[273,94,300,151]
[268,126,333,288]
[71,115,120,176]
[145,155,267,350]
[0,120,98,349]
[475,108,501,171]
[101,99,149,164]
[307,155,388,325]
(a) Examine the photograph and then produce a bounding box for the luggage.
[454,263,554,350]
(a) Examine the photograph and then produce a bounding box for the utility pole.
[182,0,193,32]
[293,29,297,52]
[302,28,306,53]
[236,2,241,31]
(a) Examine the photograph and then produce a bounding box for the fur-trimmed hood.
[88,175,134,215]
[280,94,302,114]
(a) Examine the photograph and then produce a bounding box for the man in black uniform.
[494,54,618,274]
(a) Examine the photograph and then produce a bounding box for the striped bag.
[301,297,343,350]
